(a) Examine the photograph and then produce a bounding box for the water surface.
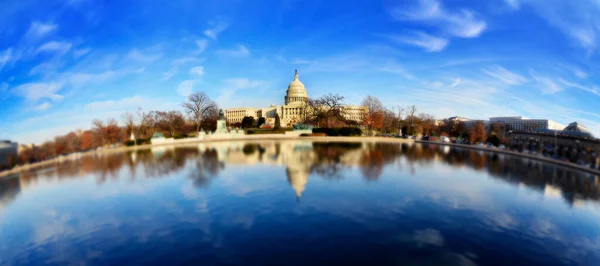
[1,141,599,265]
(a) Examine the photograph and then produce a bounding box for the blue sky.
[1,0,600,144]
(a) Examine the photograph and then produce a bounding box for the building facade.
[490,116,565,132]
[225,70,366,127]
[0,140,18,169]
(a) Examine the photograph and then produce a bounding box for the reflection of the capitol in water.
[2,140,599,208]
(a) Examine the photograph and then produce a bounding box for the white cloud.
[36,41,72,54]
[126,49,163,63]
[196,39,208,53]
[26,21,58,38]
[216,44,250,57]
[73,48,91,58]
[223,78,261,89]
[450,78,461,88]
[34,102,52,111]
[86,95,144,110]
[0,48,12,72]
[172,57,201,65]
[189,66,204,77]
[529,70,563,94]
[390,0,487,38]
[559,79,600,96]
[203,19,229,39]
[160,67,178,81]
[505,0,520,10]
[14,82,64,102]
[482,65,528,85]
[385,32,448,52]
[177,80,195,96]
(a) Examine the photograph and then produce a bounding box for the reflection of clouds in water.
[397,228,477,266]
[485,212,518,231]
[413,228,444,247]
[181,181,199,200]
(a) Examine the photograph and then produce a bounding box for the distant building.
[224,70,367,127]
[536,122,595,138]
[0,140,18,169]
[490,116,565,132]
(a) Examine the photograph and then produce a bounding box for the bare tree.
[122,112,136,139]
[182,92,218,135]
[406,105,417,134]
[306,93,346,128]
[395,105,404,135]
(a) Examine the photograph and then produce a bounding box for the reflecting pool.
[1,141,599,265]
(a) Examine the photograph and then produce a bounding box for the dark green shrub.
[125,140,136,146]
[313,127,361,136]
[136,138,151,145]
[174,134,187,139]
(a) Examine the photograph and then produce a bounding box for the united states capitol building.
[225,70,367,127]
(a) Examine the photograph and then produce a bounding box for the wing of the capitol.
[224,70,367,127]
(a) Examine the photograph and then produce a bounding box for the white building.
[489,116,565,132]
[225,70,367,127]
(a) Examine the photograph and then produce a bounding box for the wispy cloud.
[559,79,600,96]
[86,95,144,110]
[68,70,117,87]
[126,49,163,63]
[29,61,63,76]
[14,82,64,103]
[172,56,201,65]
[290,59,313,64]
[0,48,12,72]
[390,0,487,38]
[73,48,91,58]
[196,39,208,53]
[223,78,261,89]
[34,102,52,111]
[203,18,229,39]
[25,21,58,38]
[505,0,520,10]
[384,32,448,52]
[216,44,250,57]
[519,0,600,54]
[36,41,72,54]
[189,66,204,77]
[177,80,195,96]
[482,65,527,85]
[529,69,563,94]
[450,78,461,88]
[160,67,178,81]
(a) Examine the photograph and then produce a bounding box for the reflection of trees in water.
[399,144,600,205]
[188,148,223,188]
[6,142,600,207]
[311,143,362,180]
[359,143,402,181]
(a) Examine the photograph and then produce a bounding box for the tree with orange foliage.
[80,130,98,150]
[469,121,487,144]
[361,95,384,135]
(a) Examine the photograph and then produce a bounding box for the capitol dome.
[285,70,308,105]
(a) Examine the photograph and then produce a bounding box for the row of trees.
[12,92,221,168]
